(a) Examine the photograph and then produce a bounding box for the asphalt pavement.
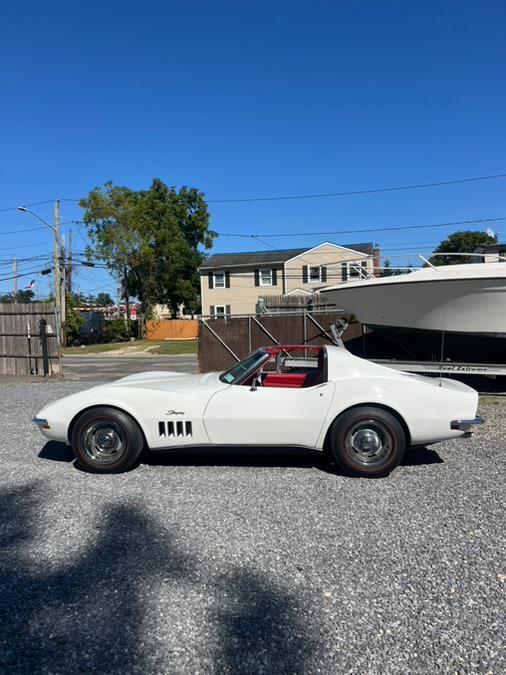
[0,377,504,674]
[63,354,198,381]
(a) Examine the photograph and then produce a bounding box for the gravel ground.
[0,380,505,674]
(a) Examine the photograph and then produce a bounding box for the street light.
[17,202,62,344]
[17,206,56,231]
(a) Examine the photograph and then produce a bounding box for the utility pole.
[53,201,61,342]
[13,257,17,300]
[123,265,131,334]
[67,228,72,295]
[17,201,63,343]
[61,234,66,347]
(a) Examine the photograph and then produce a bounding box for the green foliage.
[429,230,497,265]
[0,290,35,303]
[106,317,130,343]
[66,294,85,344]
[95,292,114,306]
[80,179,216,326]
[380,259,404,277]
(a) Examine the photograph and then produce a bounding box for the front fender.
[34,384,214,448]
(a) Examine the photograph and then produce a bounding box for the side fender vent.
[158,421,192,438]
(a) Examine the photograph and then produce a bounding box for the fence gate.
[198,310,361,373]
[0,302,62,376]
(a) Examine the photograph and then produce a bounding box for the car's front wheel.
[70,407,144,473]
[329,406,406,478]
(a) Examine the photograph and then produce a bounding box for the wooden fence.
[146,319,199,341]
[256,293,337,313]
[0,302,61,376]
[198,311,361,372]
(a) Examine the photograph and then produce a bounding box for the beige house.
[199,242,380,316]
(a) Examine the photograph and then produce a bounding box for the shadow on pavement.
[403,445,443,466]
[38,441,442,472]
[0,482,320,673]
[38,441,74,463]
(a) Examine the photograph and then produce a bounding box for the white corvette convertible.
[33,345,483,478]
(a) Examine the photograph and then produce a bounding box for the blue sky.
[0,0,505,298]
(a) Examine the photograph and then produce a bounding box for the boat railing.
[344,251,505,282]
[419,252,506,269]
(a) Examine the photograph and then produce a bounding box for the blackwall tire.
[330,406,406,478]
[70,407,144,474]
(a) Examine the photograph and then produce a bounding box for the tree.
[95,292,114,307]
[0,290,35,303]
[66,294,85,345]
[380,259,405,277]
[429,230,497,266]
[80,179,215,330]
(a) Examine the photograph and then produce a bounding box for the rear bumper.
[450,416,484,432]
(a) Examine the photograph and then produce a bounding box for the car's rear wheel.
[329,406,406,478]
[70,407,144,473]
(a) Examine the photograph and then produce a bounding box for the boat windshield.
[220,349,270,385]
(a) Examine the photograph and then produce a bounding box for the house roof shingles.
[200,243,375,270]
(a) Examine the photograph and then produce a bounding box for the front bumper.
[450,416,484,433]
[32,417,50,430]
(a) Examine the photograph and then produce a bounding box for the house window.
[210,304,231,317]
[347,260,368,279]
[341,260,371,281]
[213,271,225,288]
[308,266,321,283]
[259,268,273,286]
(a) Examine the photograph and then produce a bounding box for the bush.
[106,318,130,343]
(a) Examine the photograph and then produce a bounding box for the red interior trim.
[262,373,308,388]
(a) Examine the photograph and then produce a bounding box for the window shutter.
[321,266,327,283]
[208,272,214,289]
[341,263,348,282]
[210,305,215,316]
[254,269,260,286]
[226,305,231,315]
[272,269,278,286]
[302,265,308,283]
[225,271,231,288]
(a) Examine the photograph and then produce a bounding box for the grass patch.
[64,342,135,355]
[149,340,198,355]
[63,339,198,356]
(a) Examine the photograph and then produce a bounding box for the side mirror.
[250,374,260,391]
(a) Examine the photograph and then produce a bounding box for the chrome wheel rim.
[344,419,393,466]
[82,421,125,465]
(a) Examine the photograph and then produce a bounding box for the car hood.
[104,370,226,393]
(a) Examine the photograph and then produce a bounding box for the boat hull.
[324,276,506,335]
[345,324,506,364]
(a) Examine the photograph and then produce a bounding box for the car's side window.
[258,349,326,389]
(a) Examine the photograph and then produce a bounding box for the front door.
[203,381,336,448]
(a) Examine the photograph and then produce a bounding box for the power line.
[0,239,54,252]
[0,269,49,283]
[0,226,47,236]
[0,199,57,214]
[53,171,506,206]
[206,173,506,203]
[216,216,506,239]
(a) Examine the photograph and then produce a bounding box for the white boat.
[321,261,506,336]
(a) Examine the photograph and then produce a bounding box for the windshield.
[220,349,270,385]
